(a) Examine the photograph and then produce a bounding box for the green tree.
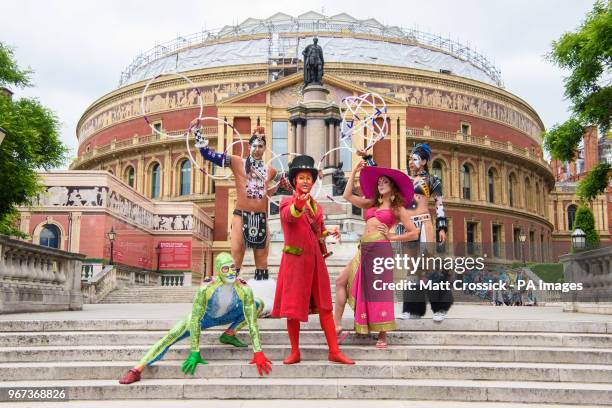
[573,206,600,249]
[543,1,611,175]
[0,42,67,236]
[577,161,612,202]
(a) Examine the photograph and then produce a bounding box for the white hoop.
[312,145,355,202]
[140,72,203,139]
[184,117,245,181]
[340,92,388,152]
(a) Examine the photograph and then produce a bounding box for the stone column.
[501,163,508,205]
[333,120,340,166]
[557,200,565,231]
[478,158,486,202]
[138,154,145,195]
[297,120,305,154]
[290,121,297,153]
[451,150,460,198]
[163,150,172,198]
[69,212,81,253]
[69,258,84,311]
[195,148,204,194]
[399,117,408,172]
[325,119,334,167]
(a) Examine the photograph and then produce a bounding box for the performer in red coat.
[272,155,355,365]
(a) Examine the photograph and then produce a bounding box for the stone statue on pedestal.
[303,38,324,86]
[332,162,347,196]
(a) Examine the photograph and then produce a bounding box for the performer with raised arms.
[334,159,419,348]
[195,126,283,312]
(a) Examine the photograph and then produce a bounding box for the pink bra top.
[364,207,395,228]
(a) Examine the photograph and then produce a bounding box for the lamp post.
[107,227,116,265]
[155,243,161,273]
[0,127,6,145]
[519,230,527,266]
[571,228,586,251]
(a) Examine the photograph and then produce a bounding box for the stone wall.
[0,235,85,314]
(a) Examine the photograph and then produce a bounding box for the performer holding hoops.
[119,252,272,384]
[334,159,419,348]
[195,126,283,313]
[398,143,453,322]
[272,155,355,365]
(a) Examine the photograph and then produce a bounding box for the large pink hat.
[360,166,414,207]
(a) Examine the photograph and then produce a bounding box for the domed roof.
[119,11,502,88]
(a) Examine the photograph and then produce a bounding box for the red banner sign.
[158,241,192,270]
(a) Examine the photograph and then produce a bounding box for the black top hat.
[288,155,318,187]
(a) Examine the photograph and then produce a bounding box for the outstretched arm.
[181,286,210,375]
[239,286,263,353]
[280,193,310,223]
[195,129,233,167]
[343,160,375,209]
[239,286,272,376]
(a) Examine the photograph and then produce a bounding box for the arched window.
[124,166,135,188]
[432,160,443,181]
[567,204,578,231]
[462,164,471,200]
[180,160,191,196]
[508,173,516,207]
[150,163,161,198]
[39,224,60,249]
[488,168,495,203]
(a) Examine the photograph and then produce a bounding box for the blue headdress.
[412,143,432,160]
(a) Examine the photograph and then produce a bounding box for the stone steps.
[2,330,610,348]
[2,344,611,364]
[101,281,340,303]
[1,317,610,333]
[1,378,611,405]
[2,312,612,405]
[2,360,612,383]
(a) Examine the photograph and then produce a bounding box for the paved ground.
[7,400,607,408]
[2,303,611,322]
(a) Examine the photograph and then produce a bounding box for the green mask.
[214,252,236,284]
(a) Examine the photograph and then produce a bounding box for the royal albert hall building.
[25,12,558,283]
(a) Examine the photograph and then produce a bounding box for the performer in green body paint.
[119,252,272,384]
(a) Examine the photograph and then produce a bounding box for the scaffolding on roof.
[118,11,503,88]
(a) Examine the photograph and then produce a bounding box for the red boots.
[283,311,355,365]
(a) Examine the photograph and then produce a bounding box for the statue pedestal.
[288,84,341,164]
[303,84,329,103]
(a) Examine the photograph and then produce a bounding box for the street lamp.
[107,227,117,265]
[519,230,527,266]
[155,243,161,273]
[571,228,586,250]
[0,127,6,145]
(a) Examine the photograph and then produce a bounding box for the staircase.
[101,286,199,304]
[1,309,612,405]
[100,268,345,304]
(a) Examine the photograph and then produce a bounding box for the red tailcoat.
[272,196,333,322]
